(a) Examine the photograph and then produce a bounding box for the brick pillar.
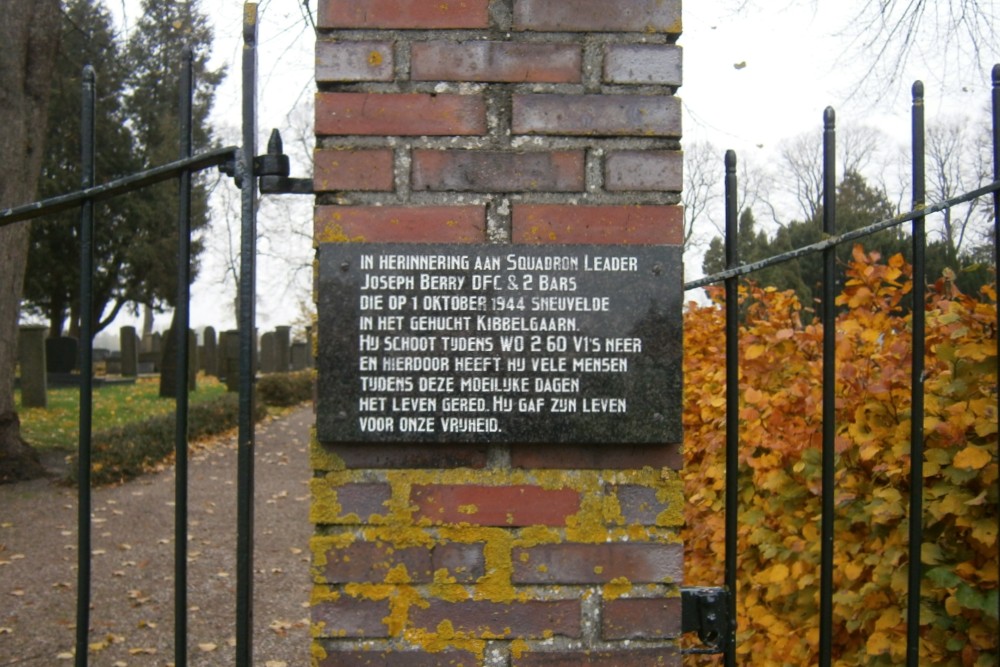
[312,2,684,665]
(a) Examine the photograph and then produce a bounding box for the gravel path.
[0,405,313,667]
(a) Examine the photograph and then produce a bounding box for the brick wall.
[312,1,684,664]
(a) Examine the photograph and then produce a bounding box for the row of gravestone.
[16,324,313,409]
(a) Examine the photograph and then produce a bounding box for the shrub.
[684,247,998,665]
[256,370,313,407]
[68,392,267,486]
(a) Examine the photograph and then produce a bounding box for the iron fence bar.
[684,180,1000,292]
[993,63,1000,633]
[174,47,194,667]
[74,64,96,667]
[236,4,259,667]
[906,80,927,667]
[0,147,236,227]
[723,149,739,667]
[819,106,836,667]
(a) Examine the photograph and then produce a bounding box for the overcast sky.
[96,0,998,339]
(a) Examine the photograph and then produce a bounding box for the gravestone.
[17,326,48,408]
[222,329,240,392]
[202,326,217,377]
[46,336,77,374]
[120,326,138,377]
[274,325,291,373]
[260,331,277,374]
[291,341,309,371]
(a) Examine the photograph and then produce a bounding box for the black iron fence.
[684,68,1000,665]
[0,6,309,667]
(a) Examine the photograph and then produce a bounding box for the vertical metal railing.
[906,80,927,667]
[236,5,259,666]
[174,46,195,667]
[74,64,96,667]
[818,106,837,667]
[722,149,739,667]
[993,63,1000,634]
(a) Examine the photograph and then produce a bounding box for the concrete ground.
[0,405,314,667]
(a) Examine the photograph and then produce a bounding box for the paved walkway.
[0,406,314,667]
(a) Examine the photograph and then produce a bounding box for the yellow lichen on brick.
[309,438,345,472]
[431,569,471,603]
[405,620,487,658]
[315,222,365,244]
[309,478,344,525]
[603,576,634,600]
[310,533,356,571]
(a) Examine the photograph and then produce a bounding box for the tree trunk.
[0,0,62,483]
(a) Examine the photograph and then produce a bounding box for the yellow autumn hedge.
[683,247,998,666]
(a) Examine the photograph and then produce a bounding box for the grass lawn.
[17,375,228,452]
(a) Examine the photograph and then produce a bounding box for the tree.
[121,0,222,397]
[703,171,909,307]
[0,0,62,482]
[22,0,223,340]
[23,0,143,338]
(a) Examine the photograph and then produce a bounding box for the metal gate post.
[174,46,194,667]
[236,4,259,667]
[723,149,739,666]
[906,81,927,667]
[74,64,97,667]
[819,107,837,667]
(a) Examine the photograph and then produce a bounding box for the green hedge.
[68,392,267,486]
[256,370,314,407]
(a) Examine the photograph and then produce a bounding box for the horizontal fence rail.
[685,67,1000,666]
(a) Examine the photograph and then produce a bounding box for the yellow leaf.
[874,607,900,631]
[953,445,991,470]
[844,561,864,580]
[866,631,892,655]
[768,563,789,584]
[945,595,962,616]
[198,643,217,652]
[745,344,766,360]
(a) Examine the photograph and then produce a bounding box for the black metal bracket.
[256,129,313,195]
[681,586,729,654]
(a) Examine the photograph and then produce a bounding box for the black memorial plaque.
[317,244,682,444]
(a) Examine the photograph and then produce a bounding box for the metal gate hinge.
[681,586,729,654]
[256,129,313,195]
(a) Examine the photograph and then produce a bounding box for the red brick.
[432,542,485,582]
[312,596,391,637]
[316,40,394,82]
[513,0,682,33]
[412,150,585,192]
[411,484,580,526]
[334,482,393,520]
[314,149,394,192]
[320,442,489,469]
[511,542,683,584]
[514,648,680,666]
[315,648,480,667]
[512,204,683,245]
[412,41,581,83]
[513,94,681,137]
[316,93,487,137]
[315,205,487,244]
[510,443,682,470]
[604,44,683,85]
[614,484,673,525]
[605,151,683,192]
[319,0,490,29]
[322,541,433,583]
[408,599,581,638]
[602,597,682,639]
